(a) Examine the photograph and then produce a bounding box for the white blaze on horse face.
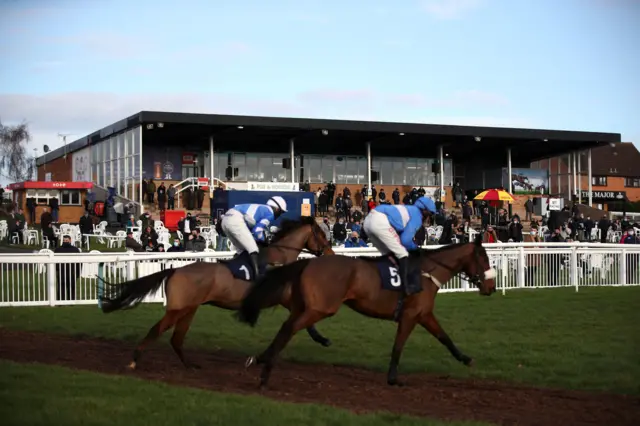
[484,268,497,280]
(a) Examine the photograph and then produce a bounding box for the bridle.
[268,223,329,258]
[422,244,491,288]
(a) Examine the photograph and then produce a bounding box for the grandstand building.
[34,111,621,217]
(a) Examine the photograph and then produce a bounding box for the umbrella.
[474,189,515,203]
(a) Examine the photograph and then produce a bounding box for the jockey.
[220,196,288,279]
[363,196,436,298]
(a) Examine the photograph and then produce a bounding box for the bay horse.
[99,216,334,370]
[238,236,497,388]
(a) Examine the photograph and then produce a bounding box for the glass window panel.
[118,134,125,157]
[444,159,453,186]
[379,159,393,185]
[133,128,141,154]
[357,157,367,184]
[305,156,322,183]
[232,153,245,181]
[127,130,134,155]
[406,159,419,185]
[392,161,404,185]
[336,156,348,183]
[118,158,125,188]
[321,156,333,183]
[246,154,259,181]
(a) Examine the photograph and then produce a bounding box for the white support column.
[573,152,578,201]
[138,126,144,214]
[577,151,582,204]
[567,154,572,199]
[507,147,513,194]
[289,138,295,183]
[548,158,552,193]
[588,149,593,207]
[209,135,215,198]
[366,141,372,196]
[438,145,444,201]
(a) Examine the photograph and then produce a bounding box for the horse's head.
[270,216,334,258]
[463,236,496,296]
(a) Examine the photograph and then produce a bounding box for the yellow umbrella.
[474,189,515,203]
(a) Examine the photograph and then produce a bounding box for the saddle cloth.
[220,251,266,281]
[374,255,420,292]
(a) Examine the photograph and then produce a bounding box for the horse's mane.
[270,216,317,243]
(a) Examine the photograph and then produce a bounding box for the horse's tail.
[99,268,177,314]
[237,258,312,327]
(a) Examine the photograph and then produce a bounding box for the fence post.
[620,248,627,286]
[46,253,57,306]
[126,251,136,281]
[518,246,526,288]
[500,247,507,295]
[570,246,579,292]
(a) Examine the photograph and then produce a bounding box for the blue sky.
[0,0,638,172]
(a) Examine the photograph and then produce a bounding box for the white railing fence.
[0,243,638,307]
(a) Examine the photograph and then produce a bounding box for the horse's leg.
[256,310,323,389]
[305,325,332,347]
[129,309,182,370]
[387,315,418,386]
[170,307,200,369]
[420,312,473,366]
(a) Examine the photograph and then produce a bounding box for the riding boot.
[250,252,261,281]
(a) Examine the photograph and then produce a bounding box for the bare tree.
[0,120,34,182]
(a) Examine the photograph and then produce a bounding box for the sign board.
[247,181,299,192]
[578,191,626,201]
[7,181,93,190]
[45,173,52,182]
[72,146,90,182]
[548,198,562,211]
[301,203,311,216]
[182,152,197,164]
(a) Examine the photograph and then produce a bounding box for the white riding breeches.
[363,209,409,259]
[221,209,259,254]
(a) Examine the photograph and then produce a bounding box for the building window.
[60,190,81,205]
[625,177,640,188]
[592,176,607,186]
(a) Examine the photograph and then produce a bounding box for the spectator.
[343,193,353,222]
[49,196,60,223]
[79,211,93,248]
[392,188,400,205]
[26,196,36,224]
[144,239,159,252]
[335,194,344,217]
[125,231,143,252]
[167,184,176,210]
[168,239,184,252]
[483,225,499,243]
[597,215,611,243]
[139,212,152,229]
[327,181,336,206]
[185,229,206,251]
[524,197,534,222]
[40,207,53,231]
[620,227,639,244]
[157,182,166,211]
[7,209,22,244]
[319,217,331,243]
[54,235,81,301]
[342,186,351,200]
[332,217,347,245]
[344,231,367,248]
[452,182,464,208]
[508,216,524,242]
[141,225,158,247]
[371,185,377,202]
[379,188,387,204]
[146,179,156,203]
[42,222,57,248]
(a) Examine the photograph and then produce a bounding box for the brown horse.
[99,216,334,370]
[238,237,497,388]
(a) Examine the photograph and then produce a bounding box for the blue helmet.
[414,196,436,214]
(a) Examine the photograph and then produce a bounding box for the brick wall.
[37,156,72,182]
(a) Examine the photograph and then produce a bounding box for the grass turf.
[1,287,639,395]
[0,360,488,426]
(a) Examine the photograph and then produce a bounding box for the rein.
[421,245,488,286]
[268,224,328,258]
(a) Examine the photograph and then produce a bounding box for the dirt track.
[1,329,638,426]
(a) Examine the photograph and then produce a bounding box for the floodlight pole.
[209,135,215,198]
[438,145,444,202]
[366,141,372,197]
[577,151,582,204]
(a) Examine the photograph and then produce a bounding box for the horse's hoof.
[320,339,332,347]
[387,378,405,387]
[127,361,137,370]
[462,356,474,367]
[245,356,256,369]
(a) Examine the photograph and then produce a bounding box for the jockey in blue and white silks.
[363,196,436,297]
[221,196,288,278]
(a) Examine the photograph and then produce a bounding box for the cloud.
[420,0,482,19]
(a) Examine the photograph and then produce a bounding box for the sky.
[0,0,638,184]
